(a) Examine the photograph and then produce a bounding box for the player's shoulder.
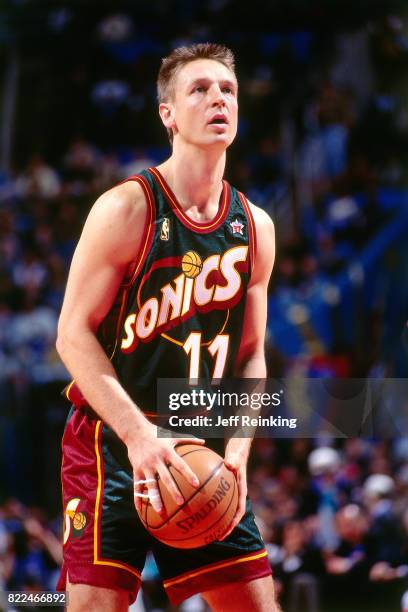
[80,177,150,265]
[92,177,147,225]
[246,200,275,239]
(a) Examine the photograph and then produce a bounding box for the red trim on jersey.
[237,191,257,277]
[121,174,156,286]
[148,167,230,233]
[65,380,87,408]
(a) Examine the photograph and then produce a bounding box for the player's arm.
[56,182,202,514]
[234,205,275,377]
[222,205,275,537]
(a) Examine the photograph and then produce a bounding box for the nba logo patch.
[160,217,170,241]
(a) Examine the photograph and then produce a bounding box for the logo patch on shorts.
[72,511,88,537]
[63,498,88,543]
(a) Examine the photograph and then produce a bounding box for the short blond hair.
[157,43,236,143]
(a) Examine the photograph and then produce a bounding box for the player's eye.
[222,87,233,94]
[193,86,205,93]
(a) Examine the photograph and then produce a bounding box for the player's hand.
[127,421,204,516]
[219,438,250,540]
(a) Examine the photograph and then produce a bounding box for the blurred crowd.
[0,1,408,611]
[0,499,62,605]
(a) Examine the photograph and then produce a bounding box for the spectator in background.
[367,498,408,611]
[0,499,61,593]
[325,504,373,606]
[269,519,325,612]
[9,287,58,384]
[0,209,19,272]
[298,82,354,204]
[15,154,61,200]
[307,446,342,551]
[62,136,100,196]
[12,245,48,293]
[362,474,402,569]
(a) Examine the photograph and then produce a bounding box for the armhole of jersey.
[65,175,156,404]
[238,191,257,278]
[121,174,156,288]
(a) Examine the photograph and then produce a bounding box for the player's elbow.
[56,315,96,361]
[234,347,266,376]
[56,319,78,361]
[56,326,69,360]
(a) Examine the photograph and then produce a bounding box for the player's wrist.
[118,409,155,446]
[225,437,252,461]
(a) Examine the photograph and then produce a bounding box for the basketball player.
[56,44,279,611]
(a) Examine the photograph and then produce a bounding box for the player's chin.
[203,132,235,148]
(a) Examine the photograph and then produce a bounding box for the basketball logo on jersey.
[160,217,170,241]
[181,251,202,278]
[121,245,248,352]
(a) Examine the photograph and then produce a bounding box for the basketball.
[137,444,238,548]
[181,251,202,278]
[72,512,87,531]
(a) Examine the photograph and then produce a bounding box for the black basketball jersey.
[66,167,256,416]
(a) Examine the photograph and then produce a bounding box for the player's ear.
[159,103,176,130]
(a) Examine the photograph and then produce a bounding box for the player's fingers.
[133,472,148,514]
[219,499,243,540]
[234,477,248,526]
[170,451,201,488]
[156,463,184,506]
[219,474,246,541]
[234,490,247,527]
[144,469,164,515]
[218,511,239,541]
[224,453,240,471]
[218,522,234,541]
[218,501,244,541]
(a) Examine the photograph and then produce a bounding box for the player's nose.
[210,84,226,107]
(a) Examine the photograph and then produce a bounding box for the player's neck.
[158,144,226,212]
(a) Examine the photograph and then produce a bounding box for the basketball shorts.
[56,407,271,605]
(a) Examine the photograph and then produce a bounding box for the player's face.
[166,59,238,148]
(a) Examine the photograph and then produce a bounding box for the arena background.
[0,1,407,610]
